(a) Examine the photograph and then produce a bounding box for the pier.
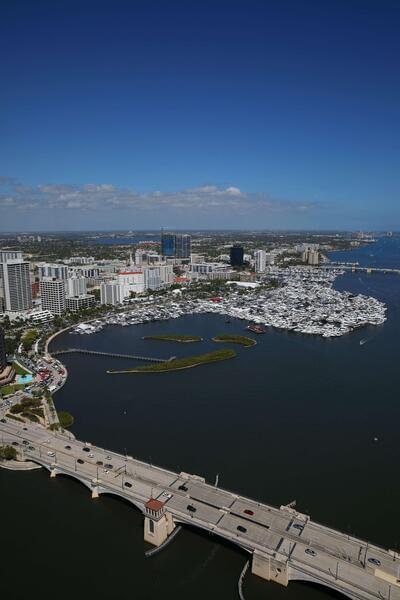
[51,348,169,362]
[1,417,400,600]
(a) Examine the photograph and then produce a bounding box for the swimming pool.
[16,374,34,384]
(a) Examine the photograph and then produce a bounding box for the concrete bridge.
[323,265,400,275]
[51,348,169,362]
[1,418,400,600]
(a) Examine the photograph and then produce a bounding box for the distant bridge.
[323,265,400,275]
[51,348,169,362]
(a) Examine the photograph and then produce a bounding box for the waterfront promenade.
[1,417,399,600]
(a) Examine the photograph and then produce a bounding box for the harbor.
[69,267,386,339]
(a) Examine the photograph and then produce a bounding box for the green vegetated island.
[143,334,202,342]
[212,334,256,347]
[107,349,236,374]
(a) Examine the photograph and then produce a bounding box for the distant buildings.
[301,246,320,266]
[161,232,191,258]
[230,245,244,267]
[0,251,32,312]
[38,263,69,280]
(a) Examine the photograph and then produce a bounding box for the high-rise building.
[0,257,32,312]
[0,326,7,371]
[38,263,69,280]
[175,234,191,258]
[0,251,23,262]
[40,278,66,315]
[161,232,176,257]
[308,250,320,265]
[100,282,124,305]
[254,249,267,273]
[230,245,244,267]
[66,276,87,297]
[66,295,95,312]
[143,267,162,290]
[161,232,191,258]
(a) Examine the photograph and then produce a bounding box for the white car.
[47,451,55,457]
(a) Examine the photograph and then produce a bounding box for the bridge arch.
[96,489,145,513]
[289,568,362,600]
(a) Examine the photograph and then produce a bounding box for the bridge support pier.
[91,486,99,499]
[143,499,175,547]
[251,551,288,587]
[50,468,57,478]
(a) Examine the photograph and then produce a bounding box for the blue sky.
[0,0,399,231]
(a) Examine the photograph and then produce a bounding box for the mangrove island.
[143,334,203,342]
[212,334,256,347]
[107,349,236,374]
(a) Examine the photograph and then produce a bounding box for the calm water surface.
[1,237,399,600]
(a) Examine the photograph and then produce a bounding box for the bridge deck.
[1,419,399,600]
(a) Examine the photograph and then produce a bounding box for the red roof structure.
[145,499,165,512]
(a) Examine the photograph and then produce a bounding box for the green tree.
[0,445,17,460]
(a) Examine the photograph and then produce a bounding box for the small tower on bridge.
[144,498,175,547]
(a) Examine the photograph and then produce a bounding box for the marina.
[69,267,386,339]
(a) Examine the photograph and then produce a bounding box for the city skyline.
[1,0,399,231]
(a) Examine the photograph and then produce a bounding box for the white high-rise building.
[0,256,32,312]
[254,250,267,273]
[100,282,124,305]
[143,267,162,290]
[66,276,87,297]
[158,264,174,285]
[40,278,66,315]
[38,263,69,280]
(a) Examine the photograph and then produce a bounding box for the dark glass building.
[161,232,191,258]
[230,245,244,266]
[175,234,191,258]
[0,326,7,371]
[161,233,176,257]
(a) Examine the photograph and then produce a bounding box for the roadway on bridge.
[1,419,399,600]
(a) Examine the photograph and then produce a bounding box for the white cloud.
[0,178,317,216]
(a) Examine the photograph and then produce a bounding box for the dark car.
[96,460,103,466]
[82,447,91,452]
[77,458,84,464]
[368,558,381,567]
[104,463,113,469]
[23,427,28,431]
[178,484,188,492]
[237,525,247,533]
[22,440,29,445]
[305,548,317,557]
[187,505,196,513]
[64,445,72,450]
[0,418,6,423]
[293,523,304,531]
[124,482,132,488]
[28,446,35,451]
[243,509,254,516]
[12,441,19,446]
